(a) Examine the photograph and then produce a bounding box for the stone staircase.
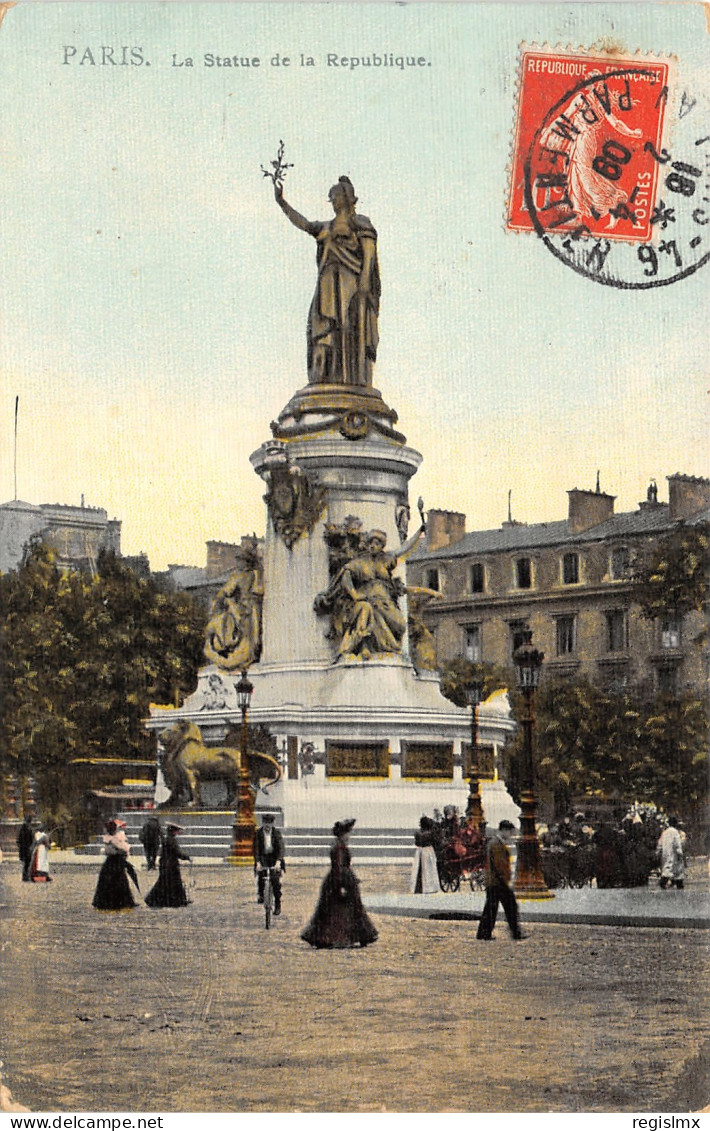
[283,827,414,864]
[75,811,415,864]
[75,811,236,860]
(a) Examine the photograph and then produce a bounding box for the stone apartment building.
[0,497,121,573]
[407,473,709,699]
[160,536,263,609]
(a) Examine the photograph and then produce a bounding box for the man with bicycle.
[253,813,285,916]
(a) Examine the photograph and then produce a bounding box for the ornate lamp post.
[229,669,255,866]
[465,679,485,832]
[512,631,552,899]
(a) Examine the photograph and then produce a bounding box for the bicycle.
[258,866,280,929]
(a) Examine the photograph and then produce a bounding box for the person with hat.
[253,813,286,916]
[92,819,140,911]
[476,820,527,941]
[145,823,191,908]
[301,818,378,948]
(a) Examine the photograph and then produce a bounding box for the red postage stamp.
[508,48,672,244]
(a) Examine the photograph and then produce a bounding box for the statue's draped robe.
[306,214,380,386]
[336,551,406,657]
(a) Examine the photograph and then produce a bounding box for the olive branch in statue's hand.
[261,140,294,190]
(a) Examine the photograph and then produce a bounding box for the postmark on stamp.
[507,46,710,288]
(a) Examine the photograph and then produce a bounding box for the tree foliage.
[631,521,708,621]
[512,674,707,817]
[439,656,513,709]
[439,652,707,819]
[0,544,207,824]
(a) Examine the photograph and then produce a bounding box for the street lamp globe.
[236,669,254,712]
[513,631,544,689]
[465,678,484,708]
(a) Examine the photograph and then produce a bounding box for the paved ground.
[369,883,710,929]
[0,859,708,1113]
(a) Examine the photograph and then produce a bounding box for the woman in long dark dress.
[145,823,191,908]
[301,819,378,949]
[92,820,140,911]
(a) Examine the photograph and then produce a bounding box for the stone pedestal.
[147,383,520,831]
[252,427,422,667]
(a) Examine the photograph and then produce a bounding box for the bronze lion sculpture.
[158,720,281,808]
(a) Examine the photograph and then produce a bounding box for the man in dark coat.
[139,816,162,870]
[253,814,285,915]
[16,815,35,881]
[476,820,526,940]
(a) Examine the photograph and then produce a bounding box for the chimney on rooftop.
[206,540,241,578]
[667,474,710,521]
[425,509,466,552]
[567,487,615,534]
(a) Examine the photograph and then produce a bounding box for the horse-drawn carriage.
[436,828,487,892]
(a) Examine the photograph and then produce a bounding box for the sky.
[0,2,708,570]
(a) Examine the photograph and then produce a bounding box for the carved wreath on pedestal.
[263,447,326,550]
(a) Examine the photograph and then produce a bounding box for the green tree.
[511,673,708,821]
[0,544,207,831]
[631,521,708,622]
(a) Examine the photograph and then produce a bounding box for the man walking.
[16,815,34,881]
[139,816,162,871]
[477,819,526,940]
[253,813,285,916]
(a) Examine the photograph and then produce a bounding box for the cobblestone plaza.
[1,861,708,1113]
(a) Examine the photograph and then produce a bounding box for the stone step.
[76,820,418,859]
[76,809,426,858]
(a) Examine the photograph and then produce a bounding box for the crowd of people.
[14,798,695,944]
[539,805,688,889]
[15,811,379,950]
[408,801,691,893]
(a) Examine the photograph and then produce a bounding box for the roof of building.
[411,503,710,562]
[0,499,43,513]
[165,566,207,587]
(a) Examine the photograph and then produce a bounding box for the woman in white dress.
[657,817,685,890]
[28,827,52,883]
[410,816,440,894]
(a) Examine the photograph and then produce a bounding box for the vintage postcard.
[0,1,708,1121]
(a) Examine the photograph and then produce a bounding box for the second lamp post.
[512,631,552,899]
[465,678,485,832]
[230,668,256,865]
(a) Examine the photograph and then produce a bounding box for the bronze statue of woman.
[274,176,380,387]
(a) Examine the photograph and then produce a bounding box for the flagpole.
[14,394,18,500]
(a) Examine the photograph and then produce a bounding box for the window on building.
[660,617,681,649]
[469,562,485,593]
[606,610,627,652]
[515,557,532,589]
[611,546,631,580]
[463,624,481,662]
[556,615,576,656]
[562,552,579,585]
[657,666,678,695]
[425,567,440,592]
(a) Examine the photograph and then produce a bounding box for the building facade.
[407,474,709,698]
[0,497,121,573]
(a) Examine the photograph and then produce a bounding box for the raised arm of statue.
[274,182,318,235]
[395,523,426,562]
